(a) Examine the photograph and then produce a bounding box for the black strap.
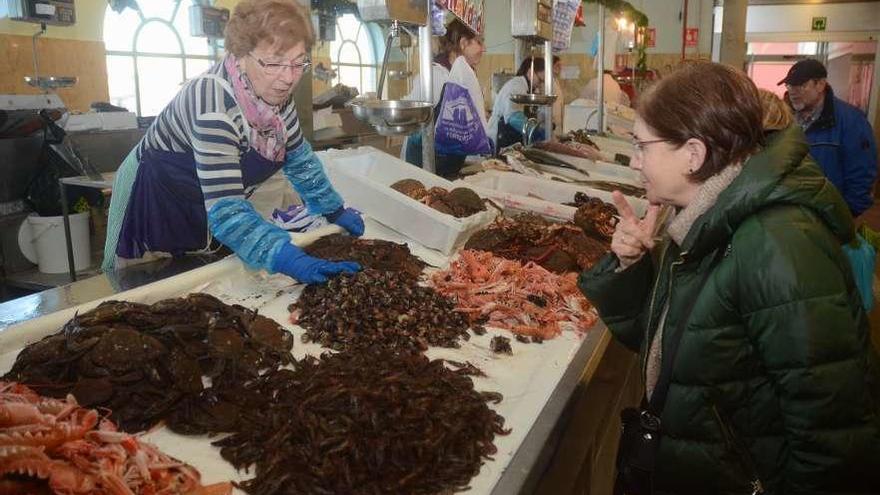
[647,247,725,414]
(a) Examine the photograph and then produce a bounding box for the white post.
[419,0,435,174]
[543,39,553,142]
[596,4,605,133]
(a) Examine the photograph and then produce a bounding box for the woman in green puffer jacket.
[579,61,880,494]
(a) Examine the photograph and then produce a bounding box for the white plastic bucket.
[21,212,91,274]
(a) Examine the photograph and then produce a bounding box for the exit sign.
[812,17,827,31]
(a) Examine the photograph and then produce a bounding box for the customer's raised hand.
[610,191,660,270]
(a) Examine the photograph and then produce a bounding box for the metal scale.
[350,0,436,173]
[3,0,79,91]
[510,0,555,145]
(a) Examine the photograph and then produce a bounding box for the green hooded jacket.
[579,126,880,494]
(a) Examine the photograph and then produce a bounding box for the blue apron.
[115,147,282,259]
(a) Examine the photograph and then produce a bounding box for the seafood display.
[290,269,472,352]
[0,381,230,495]
[464,213,608,274]
[390,179,488,218]
[431,250,597,340]
[567,192,619,241]
[3,294,294,434]
[303,233,426,280]
[213,346,509,495]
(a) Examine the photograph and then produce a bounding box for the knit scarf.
[224,55,287,162]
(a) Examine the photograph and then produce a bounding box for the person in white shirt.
[488,57,546,150]
[402,19,485,176]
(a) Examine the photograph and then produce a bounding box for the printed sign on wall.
[685,28,699,47]
[645,27,656,48]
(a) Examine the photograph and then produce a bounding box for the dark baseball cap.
[777,59,827,86]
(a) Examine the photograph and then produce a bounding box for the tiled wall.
[0,34,110,112]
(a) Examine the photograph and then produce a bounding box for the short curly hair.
[224,0,314,58]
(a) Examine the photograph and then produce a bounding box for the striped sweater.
[121,59,343,271]
[136,60,306,210]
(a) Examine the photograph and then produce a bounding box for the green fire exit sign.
[812,17,827,31]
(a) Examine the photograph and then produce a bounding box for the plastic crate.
[319,147,498,254]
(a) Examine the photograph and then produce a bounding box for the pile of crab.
[2,293,294,435]
[464,213,608,274]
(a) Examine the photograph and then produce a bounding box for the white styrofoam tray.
[319,147,498,254]
[460,170,648,218]
[0,220,598,495]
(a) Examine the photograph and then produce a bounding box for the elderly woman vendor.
[102,0,361,284]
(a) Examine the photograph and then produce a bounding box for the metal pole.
[419,1,435,174]
[32,23,46,92]
[377,21,398,99]
[681,0,689,61]
[543,39,553,142]
[596,4,605,134]
[59,180,77,282]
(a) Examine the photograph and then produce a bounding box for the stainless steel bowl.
[510,93,557,106]
[348,99,432,135]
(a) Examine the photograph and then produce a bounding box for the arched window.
[103,0,219,116]
[330,13,379,95]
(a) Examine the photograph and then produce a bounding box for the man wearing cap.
[780,58,878,216]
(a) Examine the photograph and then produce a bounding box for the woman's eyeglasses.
[631,138,670,157]
[250,53,312,76]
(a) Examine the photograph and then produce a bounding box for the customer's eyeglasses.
[632,138,670,156]
[249,53,312,76]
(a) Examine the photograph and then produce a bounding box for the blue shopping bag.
[843,233,876,312]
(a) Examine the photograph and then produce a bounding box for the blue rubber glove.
[326,207,365,237]
[271,243,361,284]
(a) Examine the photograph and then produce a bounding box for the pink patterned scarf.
[224,55,287,162]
